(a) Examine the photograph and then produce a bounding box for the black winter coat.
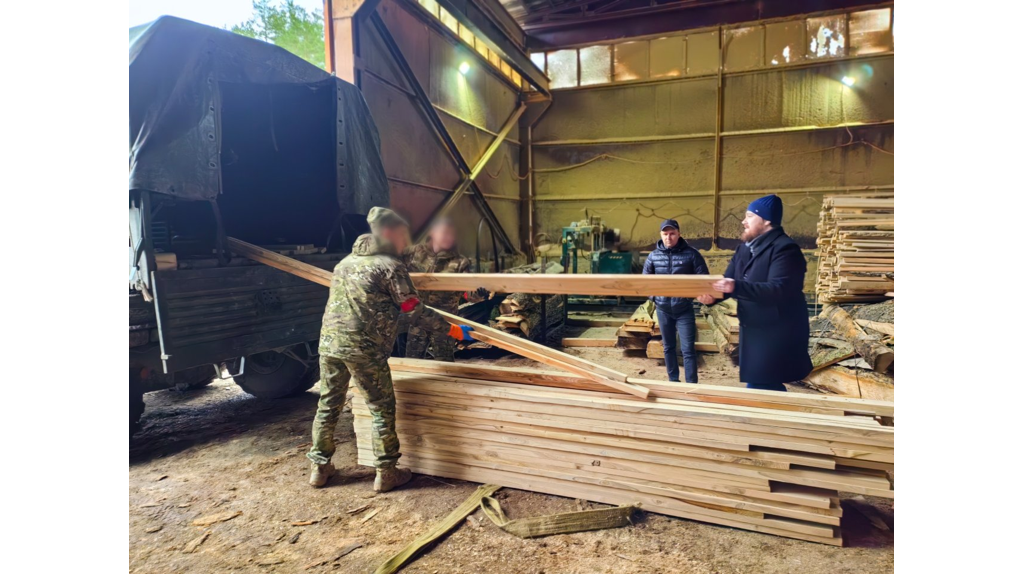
[642,239,709,313]
[724,228,812,386]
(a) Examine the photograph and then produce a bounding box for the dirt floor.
[129,344,894,574]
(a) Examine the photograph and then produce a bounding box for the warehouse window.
[766,20,804,66]
[614,41,649,82]
[547,49,579,89]
[580,45,611,86]
[530,52,546,74]
[411,0,525,90]
[438,6,459,34]
[849,8,893,55]
[417,0,439,18]
[724,26,764,72]
[807,15,846,59]
[650,36,684,79]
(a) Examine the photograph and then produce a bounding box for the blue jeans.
[655,306,698,383]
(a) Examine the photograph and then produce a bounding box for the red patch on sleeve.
[400,297,420,313]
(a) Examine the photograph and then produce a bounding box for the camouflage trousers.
[307,353,400,469]
[405,326,456,361]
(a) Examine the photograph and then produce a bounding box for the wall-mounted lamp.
[841,76,856,87]
[459,62,471,75]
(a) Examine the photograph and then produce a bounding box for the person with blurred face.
[402,217,476,361]
[642,219,709,383]
[696,195,812,392]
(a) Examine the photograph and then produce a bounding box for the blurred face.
[430,223,457,252]
[741,211,771,242]
[379,225,410,253]
[660,227,680,248]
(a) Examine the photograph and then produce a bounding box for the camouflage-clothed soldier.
[307,207,474,492]
[404,241,472,361]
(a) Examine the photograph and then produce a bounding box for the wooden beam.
[227,237,649,398]
[561,338,616,347]
[426,306,650,399]
[411,273,723,298]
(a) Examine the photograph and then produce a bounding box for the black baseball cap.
[660,219,679,231]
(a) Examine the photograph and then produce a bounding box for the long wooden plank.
[561,338,617,347]
[411,272,724,298]
[227,236,649,399]
[426,307,650,399]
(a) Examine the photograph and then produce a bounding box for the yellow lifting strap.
[479,495,639,539]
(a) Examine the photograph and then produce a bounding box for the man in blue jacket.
[643,219,709,383]
[699,195,812,392]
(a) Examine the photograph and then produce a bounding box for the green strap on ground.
[479,496,638,538]
[373,484,502,574]
[374,485,638,574]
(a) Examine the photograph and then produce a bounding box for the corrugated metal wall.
[531,37,893,255]
[359,0,523,262]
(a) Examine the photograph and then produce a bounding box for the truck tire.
[234,349,316,399]
[130,370,145,436]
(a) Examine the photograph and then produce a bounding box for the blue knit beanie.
[747,194,783,225]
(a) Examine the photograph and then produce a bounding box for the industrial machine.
[559,217,631,275]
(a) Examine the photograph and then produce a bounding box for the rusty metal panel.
[686,30,719,76]
[723,56,894,131]
[429,28,519,134]
[389,180,448,235]
[614,41,649,82]
[378,0,430,88]
[650,36,685,79]
[719,124,894,192]
[723,26,764,72]
[532,79,717,142]
[474,141,521,199]
[362,74,460,190]
[361,13,409,89]
[533,139,715,201]
[765,20,805,67]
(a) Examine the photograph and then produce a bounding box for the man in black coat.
[643,219,709,383]
[698,195,812,392]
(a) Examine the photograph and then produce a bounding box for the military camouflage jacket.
[320,233,449,357]
[403,243,473,312]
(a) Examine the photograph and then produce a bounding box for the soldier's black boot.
[373,467,412,492]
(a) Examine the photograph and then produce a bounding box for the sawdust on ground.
[129,345,893,574]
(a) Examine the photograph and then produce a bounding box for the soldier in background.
[307,207,474,492]
[404,217,475,362]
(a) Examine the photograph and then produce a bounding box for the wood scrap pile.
[702,299,740,356]
[615,301,656,351]
[354,358,895,546]
[487,261,565,347]
[816,195,894,303]
[804,301,894,401]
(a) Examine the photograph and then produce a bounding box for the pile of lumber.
[816,195,894,303]
[703,299,740,355]
[354,359,895,546]
[804,302,894,401]
[615,301,656,350]
[493,292,565,346]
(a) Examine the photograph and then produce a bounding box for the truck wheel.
[234,349,315,399]
[130,370,146,436]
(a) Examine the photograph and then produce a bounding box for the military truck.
[129,17,390,433]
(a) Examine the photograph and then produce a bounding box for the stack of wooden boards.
[816,195,895,303]
[493,292,565,346]
[615,301,657,351]
[702,299,740,356]
[354,359,895,546]
[805,302,894,401]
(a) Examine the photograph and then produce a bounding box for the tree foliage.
[232,0,325,69]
